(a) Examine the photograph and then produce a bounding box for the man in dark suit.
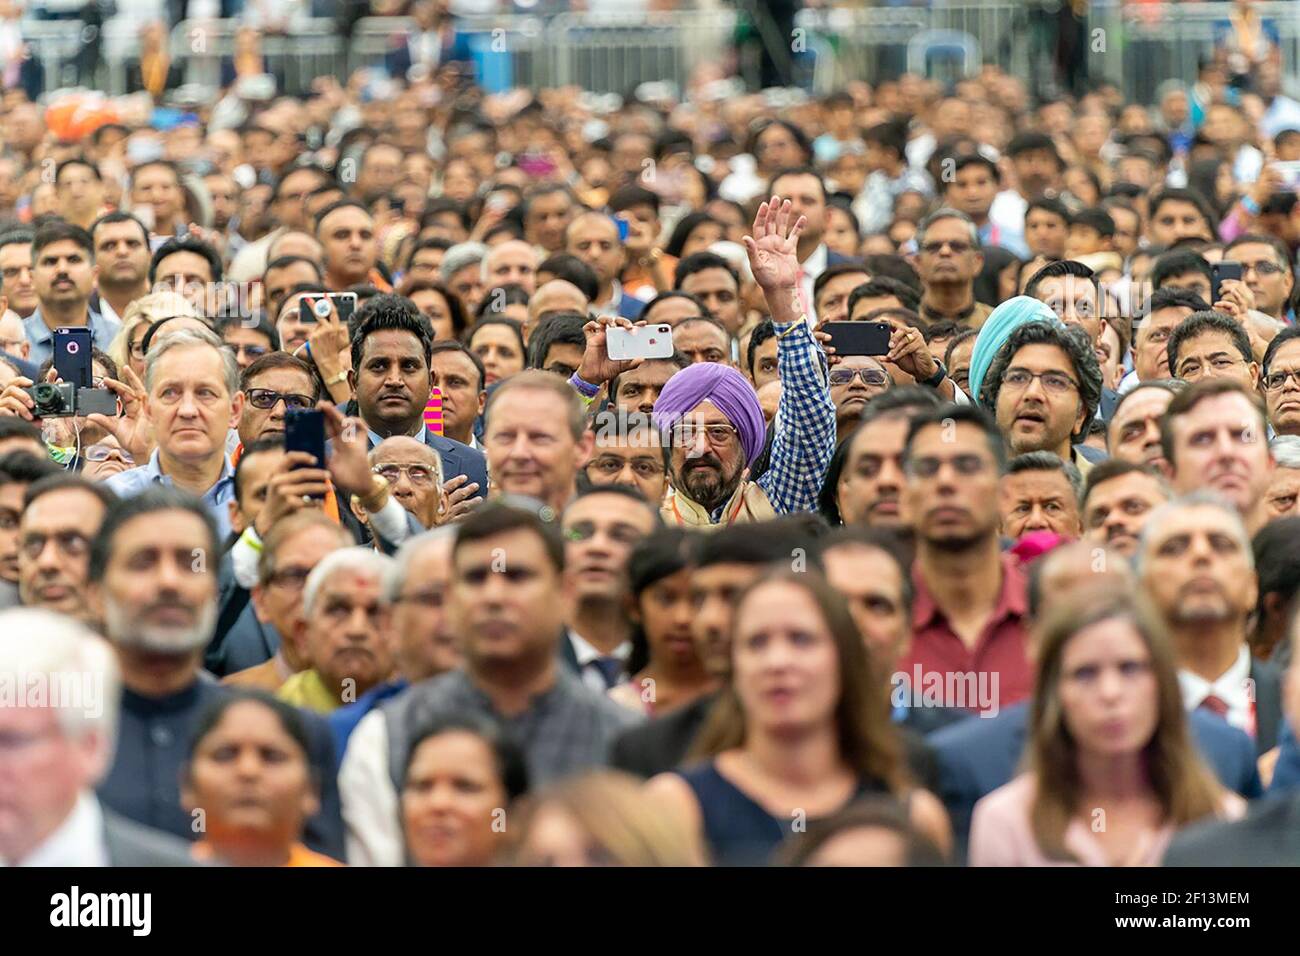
[350,294,488,499]
[1138,491,1284,756]
[0,607,195,866]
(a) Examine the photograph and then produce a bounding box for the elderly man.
[1137,491,1284,755]
[1262,327,1300,438]
[647,197,835,527]
[366,435,446,528]
[914,208,992,329]
[484,369,592,513]
[440,242,488,316]
[525,279,589,343]
[1120,288,1207,392]
[1264,435,1300,520]
[983,320,1105,476]
[0,608,194,865]
[482,238,539,296]
[1167,311,1260,390]
[0,452,57,608]
[90,488,345,857]
[276,548,398,714]
[1080,458,1172,558]
[998,451,1083,540]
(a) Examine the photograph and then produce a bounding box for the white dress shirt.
[799,243,828,321]
[1179,644,1255,738]
[567,629,632,696]
[8,791,109,867]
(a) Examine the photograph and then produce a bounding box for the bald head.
[370,436,443,526]
[1031,540,1134,632]
[482,239,538,294]
[527,279,588,341]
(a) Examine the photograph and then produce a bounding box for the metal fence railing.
[15,3,1300,103]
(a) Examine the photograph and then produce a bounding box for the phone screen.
[283,408,327,499]
[1211,261,1243,305]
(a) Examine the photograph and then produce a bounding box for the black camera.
[26,382,119,419]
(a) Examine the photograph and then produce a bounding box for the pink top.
[969,773,1246,867]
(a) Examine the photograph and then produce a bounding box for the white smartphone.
[607,324,674,361]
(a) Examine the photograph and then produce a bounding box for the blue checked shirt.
[23,308,121,369]
[745,315,836,518]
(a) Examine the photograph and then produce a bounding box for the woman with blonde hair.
[107,291,203,382]
[647,570,951,866]
[512,771,706,867]
[969,584,1246,866]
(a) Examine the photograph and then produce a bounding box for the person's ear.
[228,498,245,535]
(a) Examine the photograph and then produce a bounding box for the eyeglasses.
[1240,261,1285,276]
[244,387,316,411]
[906,454,990,479]
[267,566,312,591]
[829,368,890,387]
[1001,367,1079,394]
[1264,368,1300,391]
[545,363,578,379]
[586,456,665,479]
[670,423,738,446]
[226,343,270,360]
[374,463,438,486]
[20,530,90,559]
[920,239,973,255]
[83,443,134,464]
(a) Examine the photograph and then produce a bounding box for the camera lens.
[313,298,332,318]
[32,383,63,411]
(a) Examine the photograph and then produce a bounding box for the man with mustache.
[1080,459,1172,558]
[900,404,1033,712]
[1107,380,1184,474]
[651,196,836,528]
[25,221,120,367]
[18,474,115,623]
[1162,378,1276,535]
[1137,492,1284,755]
[1261,326,1300,438]
[997,452,1083,541]
[985,320,1104,477]
[0,451,58,609]
[276,548,398,714]
[1118,289,1207,395]
[92,487,345,858]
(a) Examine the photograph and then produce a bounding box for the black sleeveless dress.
[676,759,895,866]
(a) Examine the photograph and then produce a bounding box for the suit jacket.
[1164,793,1300,866]
[211,603,280,677]
[932,701,1263,857]
[104,808,197,867]
[610,691,719,778]
[1250,655,1284,756]
[825,251,856,267]
[357,417,489,496]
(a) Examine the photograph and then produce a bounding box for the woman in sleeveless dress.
[647,569,951,866]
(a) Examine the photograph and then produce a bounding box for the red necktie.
[1198,694,1229,718]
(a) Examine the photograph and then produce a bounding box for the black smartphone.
[283,408,327,500]
[1211,261,1243,305]
[822,321,893,357]
[299,292,358,327]
[54,327,93,389]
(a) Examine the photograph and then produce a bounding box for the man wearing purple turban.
[650,196,837,527]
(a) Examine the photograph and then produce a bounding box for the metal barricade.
[17,19,86,92]
[168,18,345,96]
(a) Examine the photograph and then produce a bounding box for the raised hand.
[743,196,806,293]
[86,365,154,463]
[575,314,642,386]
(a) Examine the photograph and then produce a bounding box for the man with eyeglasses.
[1261,326,1300,438]
[584,410,670,505]
[218,314,279,371]
[899,404,1033,712]
[829,356,893,436]
[984,320,1105,476]
[1225,234,1295,322]
[0,228,39,319]
[17,473,116,624]
[1120,288,1207,393]
[366,436,446,529]
[913,209,993,330]
[236,352,319,450]
[648,197,836,528]
[1167,311,1260,392]
[559,485,660,693]
[0,451,57,609]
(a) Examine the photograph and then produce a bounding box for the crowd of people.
[7,1,1300,868]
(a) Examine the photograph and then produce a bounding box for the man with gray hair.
[998,451,1083,540]
[328,528,461,756]
[1264,434,1300,521]
[913,208,993,329]
[276,547,398,715]
[0,607,193,865]
[365,435,446,529]
[1136,490,1284,755]
[440,241,488,316]
[481,238,538,296]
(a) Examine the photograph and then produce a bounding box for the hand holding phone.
[822,321,892,357]
[607,324,674,361]
[1211,261,1243,307]
[283,408,327,500]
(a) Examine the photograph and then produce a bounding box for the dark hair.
[23,472,117,514]
[607,351,690,409]
[695,519,811,569]
[536,253,600,302]
[665,212,723,260]
[452,501,565,573]
[1252,516,1300,635]
[609,184,660,217]
[521,182,575,222]
[0,417,44,448]
[973,246,1024,307]
[397,278,467,339]
[1263,325,1300,378]
[643,290,707,323]
[812,526,915,614]
[768,166,828,204]
[89,211,149,248]
[903,402,1008,474]
[1007,450,1084,502]
[1160,377,1268,467]
[813,261,869,307]
[403,712,530,801]
[1224,232,1294,271]
[1007,131,1062,165]
[948,151,1001,186]
[1166,310,1253,378]
[862,121,908,160]
[847,277,920,316]
[1025,195,1070,226]
[313,198,372,234]
[186,690,317,791]
[746,119,813,165]
[219,312,280,352]
[673,251,738,290]
[271,164,329,203]
[32,221,93,259]
[861,254,922,293]
[527,312,586,370]
[149,234,223,285]
[1147,286,1210,314]
[1070,206,1116,239]
[981,322,1103,442]
[920,319,962,344]
[0,227,33,253]
[778,796,946,866]
[475,283,532,322]
[351,293,434,371]
[404,236,454,271]
[466,317,526,363]
[1081,459,1169,513]
[240,350,319,397]
[1150,249,1212,291]
[1023,259,1098,300]
[430,339,487,393]
[746,319,776,375]
[55,157,101,183]
[264,254,324,285]
[88,486,216,583]
[1149,187,1218,235]
[233,437,286,502]
[0,449,58,486]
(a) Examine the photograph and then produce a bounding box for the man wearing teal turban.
[967,295,1063,406]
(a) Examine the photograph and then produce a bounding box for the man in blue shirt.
[23,220,120,368]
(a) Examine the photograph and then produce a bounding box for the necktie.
[591,657,623,690]
[1199,694,1229,718]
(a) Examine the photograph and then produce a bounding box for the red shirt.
[902,552,1032,714]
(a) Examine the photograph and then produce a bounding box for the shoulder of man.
[103,808,198,867]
